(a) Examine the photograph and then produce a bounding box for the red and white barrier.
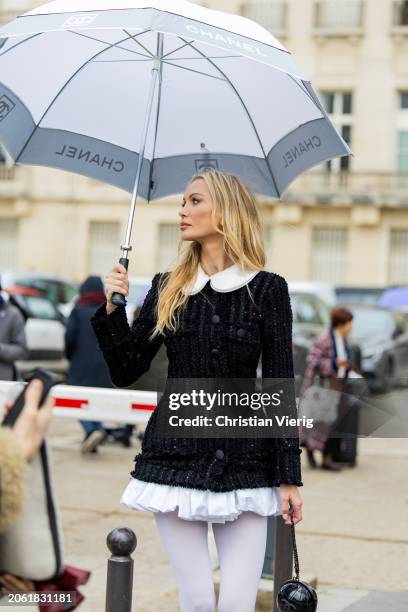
[0,381,157,425]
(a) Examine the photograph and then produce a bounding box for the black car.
[347,303,408,392]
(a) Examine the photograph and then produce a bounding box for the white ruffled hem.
[120,478,283,523]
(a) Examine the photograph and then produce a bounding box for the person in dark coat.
[0,277,28,381]
[64,276,113,454]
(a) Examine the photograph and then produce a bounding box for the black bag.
[276,511,318,612]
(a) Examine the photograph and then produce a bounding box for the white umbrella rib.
[0,32,43,59]
[67,29,152,59]
[123,27,154,57]
[148,36,164,200]
[162,60,227,82]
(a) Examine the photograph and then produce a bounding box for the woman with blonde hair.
[91,170,303,612]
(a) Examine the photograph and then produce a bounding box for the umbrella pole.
[111,32,163,307]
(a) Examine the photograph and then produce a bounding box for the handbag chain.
[289,510,300,581]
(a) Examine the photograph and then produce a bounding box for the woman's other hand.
[280,484,303,525]
[105,263,129,315]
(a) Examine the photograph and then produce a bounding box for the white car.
[0,271,78,318]
[126,276,155,323]
[287,280,337,308]
[3,287,67,377]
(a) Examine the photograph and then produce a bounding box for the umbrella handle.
[110,257,129,307]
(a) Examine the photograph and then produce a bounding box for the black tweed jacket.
[91,269,303,492]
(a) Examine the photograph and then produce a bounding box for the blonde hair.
[150,170,267,339]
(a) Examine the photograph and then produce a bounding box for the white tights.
[154,510,268,612]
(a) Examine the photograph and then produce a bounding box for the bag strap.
[289,510,300,581]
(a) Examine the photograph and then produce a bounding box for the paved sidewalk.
[35,418,408,611]
[316,588,408,611]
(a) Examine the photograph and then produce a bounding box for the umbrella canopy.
[0,0,352,202]
[378,287,408,309]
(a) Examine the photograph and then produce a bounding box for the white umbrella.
[0,0,352,304]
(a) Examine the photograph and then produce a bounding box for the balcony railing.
[0,166,407,205]
[392,0,408,26]
[313,0,364,34]
[0,165,32,199]
[240,1,287,36]
[287,171,408,203]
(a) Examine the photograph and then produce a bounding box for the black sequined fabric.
[91,271,303,492]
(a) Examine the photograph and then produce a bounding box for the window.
[0,219,18,269]
[88,221,120,276]
[351,307,395,337]
[340,125,352,170]
[315,0,364,30]
[388,229,408,284]
[240,2,287,33]
[321,91,353,116]
[15,279,78,306]
[0,144,6,165]
[291,293,325,325]
[342,92,353,114]
[24,295,60,321]
[394,0,408,26]
[311,227,348,283]
[60,281,78,303]
[320,90,353,173]
[158,223,181,271]
[398,131,408,173]
[128,281,151,307]
[322,92,334,114]
[400,92,408,109]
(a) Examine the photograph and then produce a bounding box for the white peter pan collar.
[182,262,260,295]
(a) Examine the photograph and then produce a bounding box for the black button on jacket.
[91,270,303,492]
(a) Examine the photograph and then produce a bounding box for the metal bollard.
[261,515,276,578]
[105,527,137,612]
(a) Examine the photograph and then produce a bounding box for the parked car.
[287,280,337,308]
[347,303,408,392]
[0,271,78,318]
[336,285,385,306]
[288,290,332,392]
[126,275,153,322]
[378,286,408,312]
[4,286,68,377]
[63,275,153,322]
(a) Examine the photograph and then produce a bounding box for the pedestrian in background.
[0,276,28,382]
[64,276,113,454]
[299,306,354,471]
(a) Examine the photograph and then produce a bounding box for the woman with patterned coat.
[299,307,354,471]
[91,170,303,612]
